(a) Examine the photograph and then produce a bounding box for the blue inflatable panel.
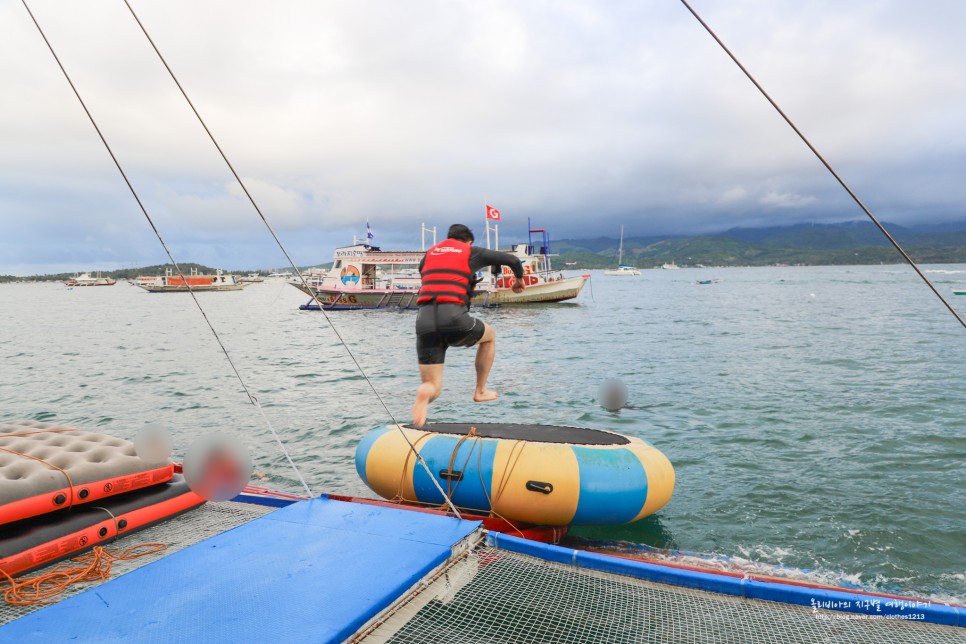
[2,496,482,643]
[570,446,647,525]
[412,434,498,511]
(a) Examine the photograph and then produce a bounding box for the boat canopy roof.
[334,244,423,266]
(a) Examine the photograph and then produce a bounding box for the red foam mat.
[0,475,204,577]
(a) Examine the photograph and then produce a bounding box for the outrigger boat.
[133,268,247,293]
[293,225,589,310]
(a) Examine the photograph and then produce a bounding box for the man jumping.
[411,223,525,427]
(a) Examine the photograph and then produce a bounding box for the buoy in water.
[355,423,674,526]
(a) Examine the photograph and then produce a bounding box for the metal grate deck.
[362,545,963,644]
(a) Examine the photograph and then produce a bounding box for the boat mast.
[421,223,436,251]
[618,225,624,265]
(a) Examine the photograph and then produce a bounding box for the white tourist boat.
[291,225,589,310]
[604,225,641,276]
[64,272,117,286]
[661,262,681,270]
[133,268,247,292]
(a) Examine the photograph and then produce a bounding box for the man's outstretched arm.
[471,247,525,278]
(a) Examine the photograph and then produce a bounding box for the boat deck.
[3,495,962,642]
[1,496,482,642]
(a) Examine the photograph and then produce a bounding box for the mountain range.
[551,220,966,268]
[3,220,964,281]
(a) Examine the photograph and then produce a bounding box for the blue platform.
[3,496,482,643]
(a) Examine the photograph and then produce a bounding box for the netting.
[0,501,274,626]
[4,502,961,643]
[358,545,963,644]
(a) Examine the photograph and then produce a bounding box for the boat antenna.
[19,0,316,497]
[678,0,965,330]
[116,1,463,516]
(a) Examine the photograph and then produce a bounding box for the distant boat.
[695,279,720,285]
[606,265,642,276]
[661,262,680,270]
[954,288,965,295]
[64,272,116,286]
[604,225,640,276]
[239,273,265,283]
[290,268,328,288]
[134,268,247,292]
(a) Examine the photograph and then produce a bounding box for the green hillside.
[0,263,220,284]
[3,221,964,280]
[552,221,966,268]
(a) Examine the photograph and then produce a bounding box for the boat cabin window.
[333,260,342,269]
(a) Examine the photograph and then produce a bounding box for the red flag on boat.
[485,205,501,221]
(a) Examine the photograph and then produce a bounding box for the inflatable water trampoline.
[356,422,675,526]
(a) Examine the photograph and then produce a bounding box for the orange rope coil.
[0,543,167,606]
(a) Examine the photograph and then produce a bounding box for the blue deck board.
[3,497,481,643]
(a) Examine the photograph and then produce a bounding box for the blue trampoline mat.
[2,496,482,643]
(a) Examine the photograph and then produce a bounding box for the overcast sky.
[2,0,964,275]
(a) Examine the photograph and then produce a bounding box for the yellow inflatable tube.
[355,422,674,526]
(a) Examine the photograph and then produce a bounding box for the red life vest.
[417,239,473,305]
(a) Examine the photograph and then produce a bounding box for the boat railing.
[386,277,420,290]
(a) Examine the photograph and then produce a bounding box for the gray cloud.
[2,0,965,274]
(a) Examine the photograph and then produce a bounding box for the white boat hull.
[135,283,247,293]
[604,268,641,276]
[293,275,589,310]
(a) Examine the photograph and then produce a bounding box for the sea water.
[0,264,963,602]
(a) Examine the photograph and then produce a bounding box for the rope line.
[118,0,461,517]
[393,431,433,502]
[444,427,478,500]
[475,438,527,539]
[0,429,78,438]
[678,0,965,330]
[492,440,527,506]
[20,0,314,498]
[0,447,75,511]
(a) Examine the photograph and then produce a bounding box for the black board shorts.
[415,303,486,364]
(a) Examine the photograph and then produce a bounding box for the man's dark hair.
[447,224,475,243]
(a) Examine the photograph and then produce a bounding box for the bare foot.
[473,390,498,403]
[412,383,434,427]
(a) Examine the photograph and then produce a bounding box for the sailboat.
[603,225,641,275]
